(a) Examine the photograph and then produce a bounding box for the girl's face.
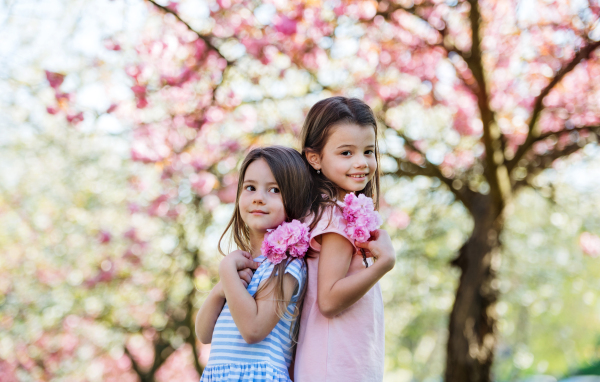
[312,123,377,198]
[239,158,286,234]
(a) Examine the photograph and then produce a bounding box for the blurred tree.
[3,0,600,381]
[98,1,598,381]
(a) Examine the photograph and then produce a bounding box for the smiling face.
[238,158,287,235]
[309,122,377,199]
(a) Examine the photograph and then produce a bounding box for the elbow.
[318,299,339,319]
[197,331,212,345]
[240,329,266,345]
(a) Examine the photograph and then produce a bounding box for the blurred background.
[1,0,600,381]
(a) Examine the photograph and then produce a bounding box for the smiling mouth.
[347,174,367,179]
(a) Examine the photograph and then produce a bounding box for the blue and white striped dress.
[201,255,307,382]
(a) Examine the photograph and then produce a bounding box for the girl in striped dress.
[195,146,312,382]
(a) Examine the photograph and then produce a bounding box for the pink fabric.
[294,204,384,382]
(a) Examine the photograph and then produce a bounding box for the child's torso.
[203,256,305,381]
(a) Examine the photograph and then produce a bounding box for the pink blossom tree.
[37,0,600,380]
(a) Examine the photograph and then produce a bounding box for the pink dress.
[294,203,385,382]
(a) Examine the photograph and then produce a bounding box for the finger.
[241,280,248,288]
[239,269,253,284]
[240,275,251,285]
[362,249,375,258]
[355,240,371,249]
[246,258,259,269]
[369,230,381,241]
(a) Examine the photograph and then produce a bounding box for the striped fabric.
[201,255,306,382]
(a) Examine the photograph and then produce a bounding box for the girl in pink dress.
[294,97,396,382]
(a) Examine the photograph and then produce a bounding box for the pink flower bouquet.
[343,193,383,267]
[261,219,310,265]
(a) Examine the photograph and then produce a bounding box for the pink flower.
[261,219,310,264]
[346,224,371,242]
[274,15,297,36]
[98,230,111,244]
[46,106,59,115]
[388,209,410,230]
[580,232,600,257]
[343,193,383,244]
[66,112,84,124]
[45,70,65,89]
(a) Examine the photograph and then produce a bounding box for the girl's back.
[295,203,384,382]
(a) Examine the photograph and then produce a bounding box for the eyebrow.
[243,179,278,186]
[336,144,376,149]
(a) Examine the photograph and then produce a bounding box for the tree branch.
[508,40,600,173]
[376,0,423,23]
[124,345,146,379]
[392,131,473,212]
[463,0,511,206]
[513,125,600,191]
[145,0,232,64]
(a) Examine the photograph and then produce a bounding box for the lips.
[347,173,367,178]
[249,210,268,214]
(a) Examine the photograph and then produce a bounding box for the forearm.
[195,284,226,344]
[220,265,263,343]
[319,259,392,317]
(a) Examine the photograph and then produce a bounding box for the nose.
[252,189,266,205]
[354,153,368,169]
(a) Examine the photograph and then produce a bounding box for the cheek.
[271,197,286,217]
[329,157,347,172]
[369,158,378,172]
[238,194,250,210]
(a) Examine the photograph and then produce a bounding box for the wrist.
[218,257,233,276]
[213,282,225,299]
[374,253,395,273]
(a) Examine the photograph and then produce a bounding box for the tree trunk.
[445,194,503,382]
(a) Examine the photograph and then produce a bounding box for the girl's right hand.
[219,250,259,275]
[355,229,396,272]
[214,264,256,298]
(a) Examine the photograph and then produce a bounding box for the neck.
[336,188,350,201]
[248,230,265,259]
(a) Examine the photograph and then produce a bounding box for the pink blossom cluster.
[343,193,383,243]
[261,220,310,265]
[580,232,600,257]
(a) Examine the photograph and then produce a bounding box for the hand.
[238,268,254,288]
[214,266,253,298]
[219,250,259,276]
[355,229,395,272]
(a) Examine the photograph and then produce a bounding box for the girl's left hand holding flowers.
[354,229,396,272]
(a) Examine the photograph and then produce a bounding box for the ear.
[304,149,321,171]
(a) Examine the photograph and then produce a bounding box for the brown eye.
[269,187,280,194]
[245,185,255,191]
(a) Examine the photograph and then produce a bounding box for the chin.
[345,183,368,192]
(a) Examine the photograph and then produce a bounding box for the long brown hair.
[301,96,381,226]
[218,146,312,345]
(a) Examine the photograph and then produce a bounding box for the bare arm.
[195,282,226,344]
[220,252,298,344]
[195,266,255,344]
[317,229,395,318]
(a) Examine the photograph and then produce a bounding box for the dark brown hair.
[301,96,381,225]
[218,145,311,345]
